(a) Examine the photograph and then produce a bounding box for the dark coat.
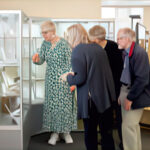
[67,43,116,119]
[104,40,123,98]
[127,43,150,109]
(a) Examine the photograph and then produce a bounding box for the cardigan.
[67,43,116,119]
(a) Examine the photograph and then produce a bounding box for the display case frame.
[0,14,116,150]
[29,18,115,132]
[136,22,146,50]
[30,17,115,105]
[0,10,31,150]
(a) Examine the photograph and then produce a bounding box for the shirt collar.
[125,46,130,54]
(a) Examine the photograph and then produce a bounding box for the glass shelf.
[0,62,19,66]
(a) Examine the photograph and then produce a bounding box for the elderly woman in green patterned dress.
[32,21,77,146]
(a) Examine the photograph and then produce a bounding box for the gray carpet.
[28,128,150,150]
[28,131,86,150]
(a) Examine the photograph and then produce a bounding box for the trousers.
[119,85,143,150]
[83,100,115,150]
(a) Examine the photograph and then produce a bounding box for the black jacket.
[104,40,123,98]
[67,43,116,119]
[127,43,150,109]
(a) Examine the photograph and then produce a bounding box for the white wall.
[144,7,150,31]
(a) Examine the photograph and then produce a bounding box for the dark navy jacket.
[67,43,116,119]
[127,43,150,109]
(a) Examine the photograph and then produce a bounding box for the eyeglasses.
[41,31,51,35]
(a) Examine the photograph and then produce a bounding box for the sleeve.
[127,49,150,101]
[62,40,72,73]
[67,46,87,86]
[104,52,116,101]
[33,41,46,65]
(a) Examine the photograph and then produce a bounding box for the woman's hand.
[60,72,74,82]
[32,53,40,63]
[70,85,76,92]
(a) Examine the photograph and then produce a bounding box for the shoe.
[48,133,59,145]
[61,133,73,144]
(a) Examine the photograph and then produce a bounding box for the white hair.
[41,21,56,33]
[118,27,136,41]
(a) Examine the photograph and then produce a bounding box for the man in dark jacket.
[117,27,150,150]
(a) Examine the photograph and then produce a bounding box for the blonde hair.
[66,24,89,48]
[89,25,106,41]
[41,21,56,33]
[118,27,136,41]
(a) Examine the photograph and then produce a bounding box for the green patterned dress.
[36,38,77,133]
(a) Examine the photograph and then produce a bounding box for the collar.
[129,42,135,57]
[125,47,130,54]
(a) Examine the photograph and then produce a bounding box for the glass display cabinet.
[0,11,149,149]
[0,10,30,150]
[0,14,116,150]
[30,18,115,131]
[30,18,115,104]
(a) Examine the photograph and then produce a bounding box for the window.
[102,7,143,20]
[101,7,115,18]
[101,7,144,41]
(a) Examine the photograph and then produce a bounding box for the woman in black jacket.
[61,24,116,150]
[89,25,124,150]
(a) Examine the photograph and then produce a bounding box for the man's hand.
[118,98,121,105]
[124,98,132,111]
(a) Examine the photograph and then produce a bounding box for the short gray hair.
[88,25,106,41]
[41,21,56,33]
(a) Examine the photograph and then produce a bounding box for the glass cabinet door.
[31,20,46,104]
[0,13,20,64]
[0,11,21,128]
[0,10,31,150]
[22,16,30,120]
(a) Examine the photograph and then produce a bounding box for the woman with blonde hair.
[32,20,77,146]
[61,24,116,150]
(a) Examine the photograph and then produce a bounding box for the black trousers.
[112,101,123,150]
[83,100,115,150]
